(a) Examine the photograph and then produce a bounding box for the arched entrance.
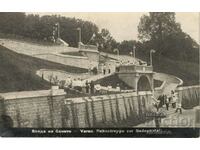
[137,75,152,91]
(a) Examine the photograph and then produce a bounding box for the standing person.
[103,64,106,75]
[157,95,163,108]
[108,64,111,74]
[90,81,95,94]
[85,80,89,94]
[116,84,120,91]
[159,94,165,107]
[165,95,170,111]
[171,90,177,108]
[68,77,72,88]
[175,101,182,114]
[95,84,101,94]
[108,68,111,74]
[154,111,162,128]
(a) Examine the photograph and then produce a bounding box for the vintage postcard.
[0,12,199,137]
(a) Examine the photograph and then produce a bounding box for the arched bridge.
[117,64,154,92]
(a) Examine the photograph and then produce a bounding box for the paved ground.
[36,69,92,81]
[36,69,115,87]
[135,106,198,128]
[154,72,182,96]
[0,38,78,55]
[100,51,140,64]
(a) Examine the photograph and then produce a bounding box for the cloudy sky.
[33,12,199,43]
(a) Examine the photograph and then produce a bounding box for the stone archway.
[137,75,152,91]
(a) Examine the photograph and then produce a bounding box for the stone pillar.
[0,97,3,117]
[135,73,140,92]
[151,74,154,92]
[195,106,200,128]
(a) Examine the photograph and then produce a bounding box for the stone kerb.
[64,91,152,105]
[0,89,66,101]
[155,80,166,91]
[37,68,88,76]
[34,52,88,60]
[176,85,200,91]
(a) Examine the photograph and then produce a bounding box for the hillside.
[137,54,199,86]
[0,45,87,92]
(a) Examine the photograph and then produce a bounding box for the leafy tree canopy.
[137,12,199,63]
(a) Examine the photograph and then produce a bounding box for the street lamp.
[133,45,136,59]
[113,48,119,61]
[150,49,156,66]
[77,27,81,44]
[55,22,60,39]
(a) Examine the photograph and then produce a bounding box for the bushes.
[181,87,200,109]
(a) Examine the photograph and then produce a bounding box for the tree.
[89,28,118,53]
[23,14,41,39]
[118,40,137,55]
[0,13,100,47]
[138,12,181,55]
[137,12,199,63]
[0,12,26,35]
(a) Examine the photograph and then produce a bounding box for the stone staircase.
[83,73,114,82]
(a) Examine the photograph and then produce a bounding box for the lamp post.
[133,45,136,59]
[77,27,81,43]
[55,22,60,39]
[113,48,119,61]
[150,49,156,66]
[76,27,82,48]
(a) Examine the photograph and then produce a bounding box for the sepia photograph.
[0,12,199,137]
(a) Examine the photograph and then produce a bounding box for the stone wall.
[176,85,200,109]
[0,97,4,118]
[0,89,153,128]
[0,89,66,128]
[63,91,153,127]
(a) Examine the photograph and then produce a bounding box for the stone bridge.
[117,65,154,92]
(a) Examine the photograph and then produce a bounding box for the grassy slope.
[0,45,87,92]
[154,57,199,86]
[152,55,199,86]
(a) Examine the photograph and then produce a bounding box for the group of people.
[153,90,182,114]
[85,82,121,95]
[152,90,183,128]
[85,80,95,94]
[102,64,111,75]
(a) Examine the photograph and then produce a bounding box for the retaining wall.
[0,89,66,128]
[176,85,200,109]
[63,91,152,127]
[0,90,153,128]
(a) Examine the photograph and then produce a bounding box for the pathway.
[154,72,183,96]
[135,106,198,128]
[0,38,78,56]
[36,69,114,85]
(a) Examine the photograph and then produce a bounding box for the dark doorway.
[137,75,151,91]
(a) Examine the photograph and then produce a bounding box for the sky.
[32,12,199,43]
